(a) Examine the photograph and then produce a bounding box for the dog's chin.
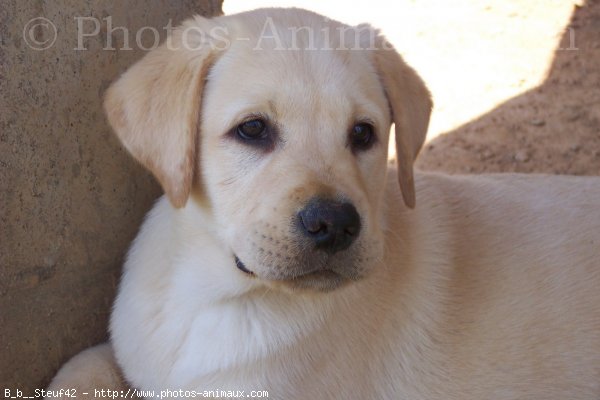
[234,256,353,292]
[279,270,348,292]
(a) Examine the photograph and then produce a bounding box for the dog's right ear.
[104,17,221,208]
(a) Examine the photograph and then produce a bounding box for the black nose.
[298,198,361,253]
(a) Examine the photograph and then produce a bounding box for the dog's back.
[379,171,600,398]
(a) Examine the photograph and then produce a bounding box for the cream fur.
[48,8,600,399]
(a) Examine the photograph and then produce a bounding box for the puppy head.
[105,9,431,292]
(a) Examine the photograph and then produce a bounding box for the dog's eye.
[237,119,268,141]
[350,123,375,151]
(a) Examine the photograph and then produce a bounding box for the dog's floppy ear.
[104,18,220,208]
[371,35,432,209]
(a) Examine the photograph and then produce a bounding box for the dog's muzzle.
[233,198,364,291]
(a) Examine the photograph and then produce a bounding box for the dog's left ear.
[370,33,432,209]
[104,18,220,208]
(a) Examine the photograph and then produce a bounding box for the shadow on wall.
[417,0,600,176]
[0,1,222,392]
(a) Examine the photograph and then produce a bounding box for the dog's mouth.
[233,255,348,291]
[234,256,254,275]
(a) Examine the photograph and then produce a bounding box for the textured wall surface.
[0,0,222,391]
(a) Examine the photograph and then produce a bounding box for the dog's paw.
[46,343,131,400]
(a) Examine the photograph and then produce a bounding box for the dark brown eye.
[350,122,375,151]
[237,119,267,141]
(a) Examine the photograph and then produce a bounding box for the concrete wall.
[0,0,222,391]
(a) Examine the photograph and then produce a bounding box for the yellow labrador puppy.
[48,8,600,399]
